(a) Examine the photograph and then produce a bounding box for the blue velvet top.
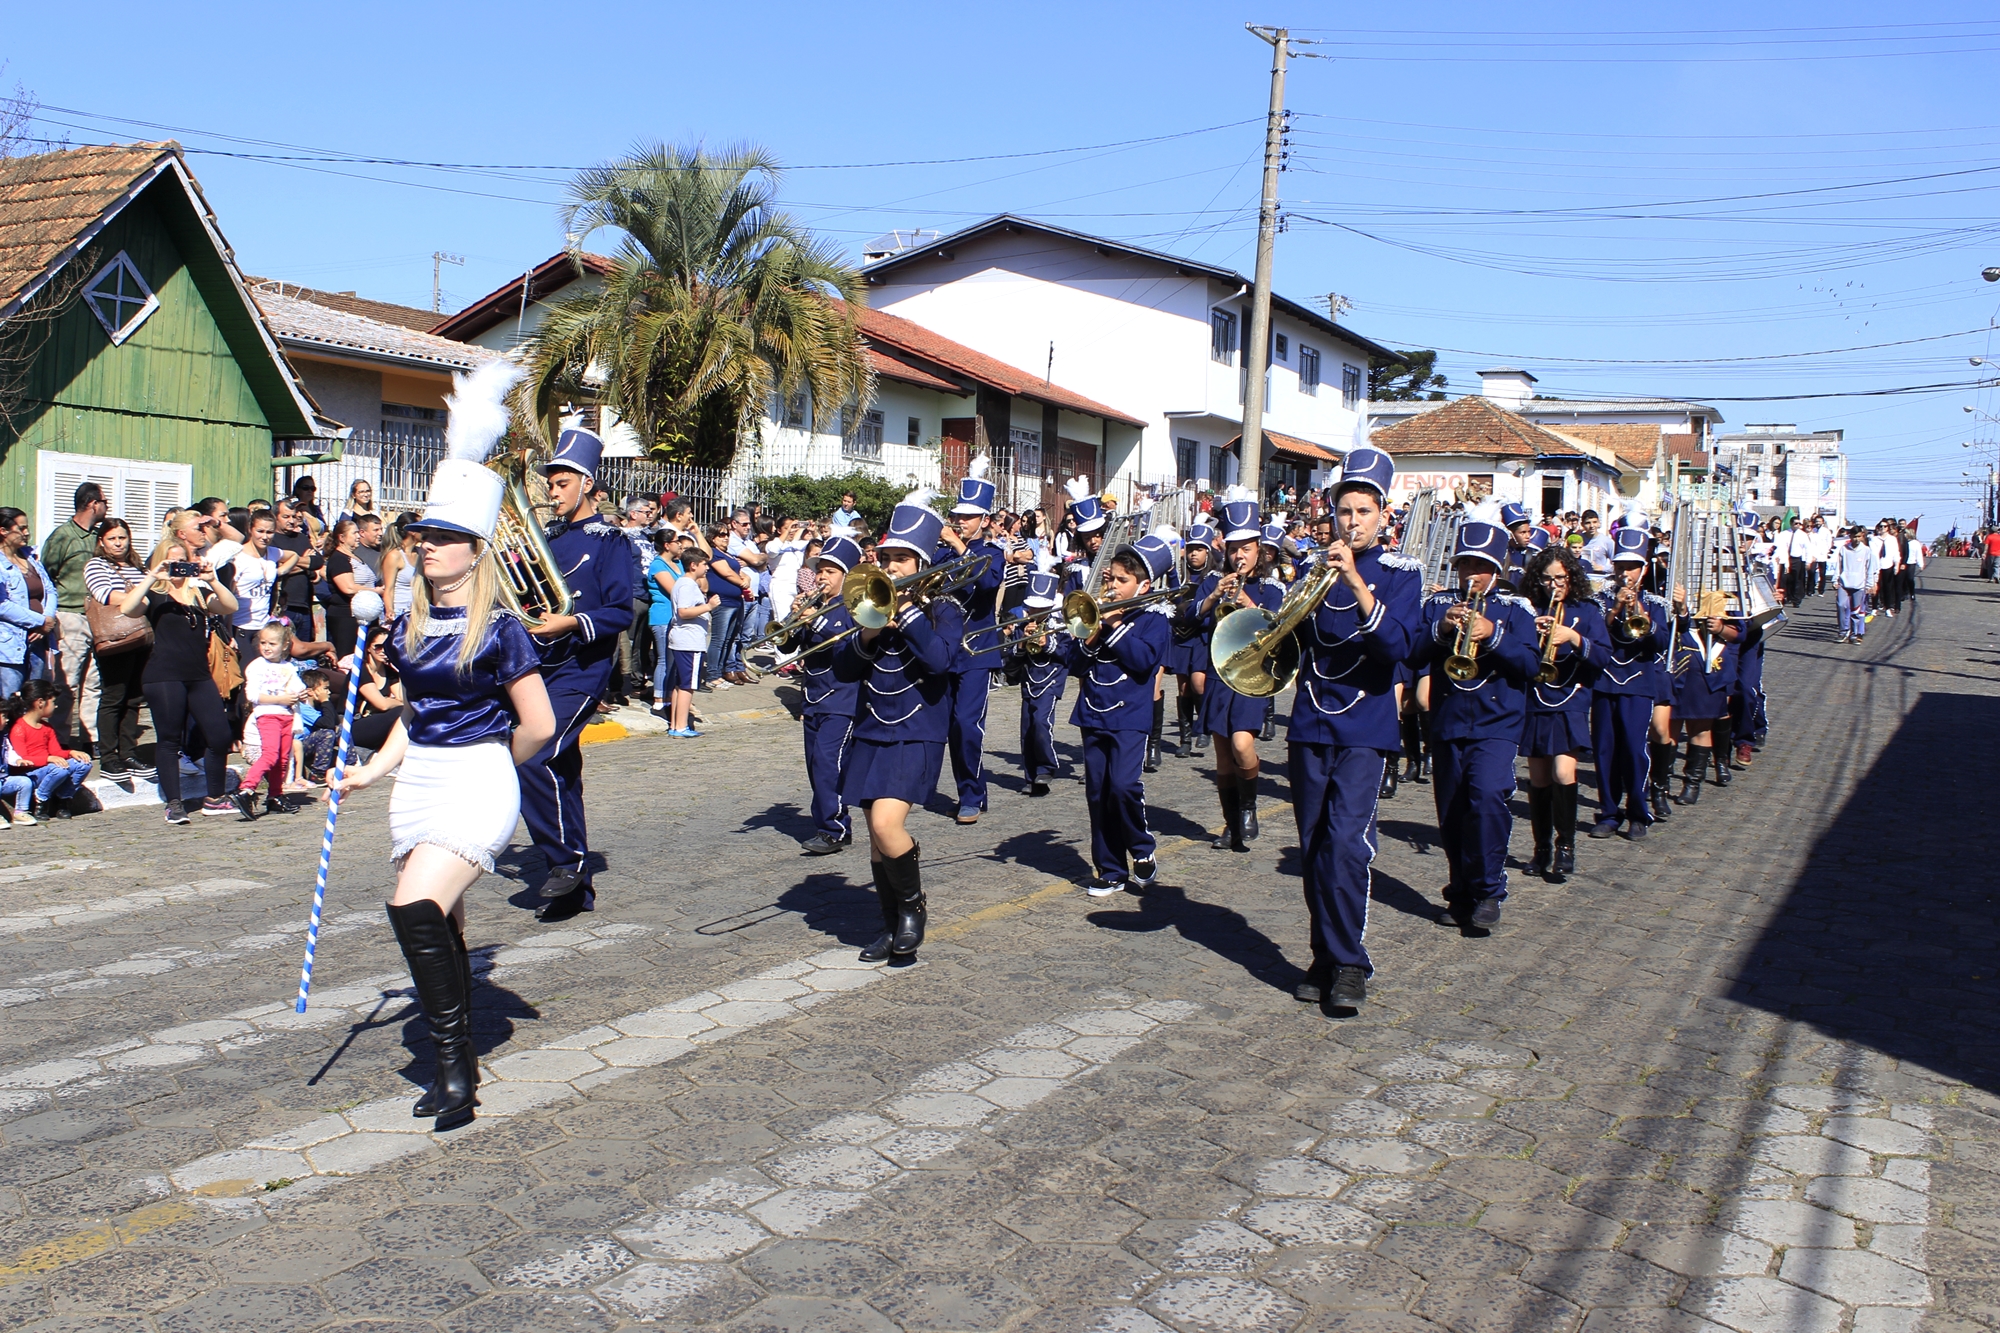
[386,607,541,748]
[933,539,1005,672]
[1288,548,1424,751]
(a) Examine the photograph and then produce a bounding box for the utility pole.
[431,251,465,313]
[1237,25,1289,502]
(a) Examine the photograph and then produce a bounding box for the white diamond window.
[81,252,159,345]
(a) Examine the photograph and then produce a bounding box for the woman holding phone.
[117,538,238,823]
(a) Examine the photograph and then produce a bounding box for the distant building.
[1712,424,1847,525]
[862,215,1402,497]
[1370,368,1723,516]
[1370,395,1623,516]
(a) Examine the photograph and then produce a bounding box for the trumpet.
[1443,587,1489,682]
[1609,588,1651,638]
[1062,584,1185,641]
[806,552,994,655]
[1534,605,1562,684]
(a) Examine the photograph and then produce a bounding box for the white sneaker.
[1084,876,1125,897]
[714,679,732,690]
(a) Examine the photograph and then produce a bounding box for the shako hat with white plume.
[417,361,523,541]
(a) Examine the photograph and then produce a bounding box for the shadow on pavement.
[1086,880,1302,997]
[1728,691,2000,1095]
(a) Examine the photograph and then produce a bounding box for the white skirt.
[388,741,519,873]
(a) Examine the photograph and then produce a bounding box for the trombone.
[806,552,993,655]
[1062,584,1186,641]
[962,611,1059,654]
[745,585,840,653]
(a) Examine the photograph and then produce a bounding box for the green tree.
[1368,350,1448,402]
[519,143,871,467]
[749,471,911,534]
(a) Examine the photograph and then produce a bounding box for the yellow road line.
[0,1201,193,1283]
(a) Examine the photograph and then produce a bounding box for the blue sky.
[9,1,1999,527]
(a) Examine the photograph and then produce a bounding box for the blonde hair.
[147,539,190,572]
[257,621,293,654]
[403,538,504,676]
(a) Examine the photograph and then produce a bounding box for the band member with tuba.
[332,410,558,1129]
[519,427,636,921]
[1011,552,1068,796]
[1519,545,1609,882]
[788,535,863,856]
[935,457,1005,825]
[1257,521,1290,743]
[1061,533,1173,896]
[1418,516,1541,931]
[1285,446,1422,1012]
[1588,526,1673,839]
[1181,487,1282,852]
[837,489,964,963]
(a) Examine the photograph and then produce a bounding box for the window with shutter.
[35,451,190,544]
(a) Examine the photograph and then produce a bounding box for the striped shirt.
[83,557,145,606]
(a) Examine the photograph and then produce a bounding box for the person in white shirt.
[237,623,305,818]
[664,548,719,737]
[767,518,811,622]
[229,512,292,663]
[1831,527,1878,643]
[1869,521,1905,618]
[1804,519,1835,597]
[1771,521,1803,606]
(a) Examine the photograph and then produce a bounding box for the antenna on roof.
[431,251,464,313]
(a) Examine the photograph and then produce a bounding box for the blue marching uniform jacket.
[1417,589,1541,906]
[1288,547,1424,978]
[787,600,862,842]
[1179,570,1282,736]
[1670,611,1737,719]
[518,515,637,878]
[1060,609,1169,880]
[1589,587,1672,824]
[936,538,1005,673]
[1008,610,1069,782]
[837,598,964,806]
[1520,600,1609,757]
[934,538,1004,813]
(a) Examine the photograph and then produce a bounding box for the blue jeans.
[651,623,673,702]
[32,758,92,802]
[0,653,47,700]
[1836,585,1869,638]
[706,602,743,681]
[0,773,31,811]
[740,598,771,659]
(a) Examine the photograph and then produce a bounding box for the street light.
[1985,267,2000,282]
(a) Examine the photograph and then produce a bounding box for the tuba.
[1211,553,1343,698]
[490,481,576,623]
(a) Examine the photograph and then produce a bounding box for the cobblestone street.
[0,564,1995,1333]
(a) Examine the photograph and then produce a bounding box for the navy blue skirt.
[1651,665,1674,706]
[1521,709,1591,757]
[1203,677,1271,737]
[1672,670,1729,720]
[844,738,946,806]
[1165,635,1209,677]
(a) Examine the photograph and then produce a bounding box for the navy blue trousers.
[801,713,852,842]
[1081,728,1154,879]
[1589,692,1655,825]
[1731,644,1768,742]
[947,667,991,810]
[519,686,599,877]
[1431,736,1516,905]
[1019,664,1064,781]
[1288,742,1386,977]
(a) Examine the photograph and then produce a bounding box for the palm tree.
[518,143,871,466]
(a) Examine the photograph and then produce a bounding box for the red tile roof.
[841,301,1146,427]
[428,251,618,340]
[1551,422,1664,469]
[0,142,177,316]
[866,346,964,395]
[1222,429,1342,465]
[246,277,441,332]
[1371,396,1594,462]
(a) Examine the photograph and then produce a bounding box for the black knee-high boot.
[1709,719,1733,786]
[1146,696,1165,773]
[387,900,477,1125]
[1176,691,1195,758]
[1212,780,1245,852]
[1527,785,1553,877]
[884,842,926,957]
[1191,701,1210,755]
[1551,784,1578,881]
[1675,746,1708,805]
[858,857,900,962]
[1649,740,1677,820]
[1414,710,1433,783]
[1240,773,1261,841]
[1260,707,1278,742]
[1400,709,1423,780]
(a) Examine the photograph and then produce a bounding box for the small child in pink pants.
[238,623,306,819]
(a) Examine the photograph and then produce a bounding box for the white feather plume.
[1467,497,1504,526]
[445,360,524,464]
[1221,484,1254,504]
[1063,475,1093,503]
[900,484,937,508]
[1153,523,1182,548]
[1035,548,1059,574]
[1603,500,1623,529]
[966,453,990,480]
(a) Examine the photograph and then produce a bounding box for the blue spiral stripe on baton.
[295,593,384,1013]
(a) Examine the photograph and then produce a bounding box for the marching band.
[383,408,1789,1133]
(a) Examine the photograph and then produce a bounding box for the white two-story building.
[861,215,1403,497]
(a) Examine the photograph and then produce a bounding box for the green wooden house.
[0,142,339,538]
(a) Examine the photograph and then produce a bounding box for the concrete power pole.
[431,251,465,314]
[1237,25,1289,501]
